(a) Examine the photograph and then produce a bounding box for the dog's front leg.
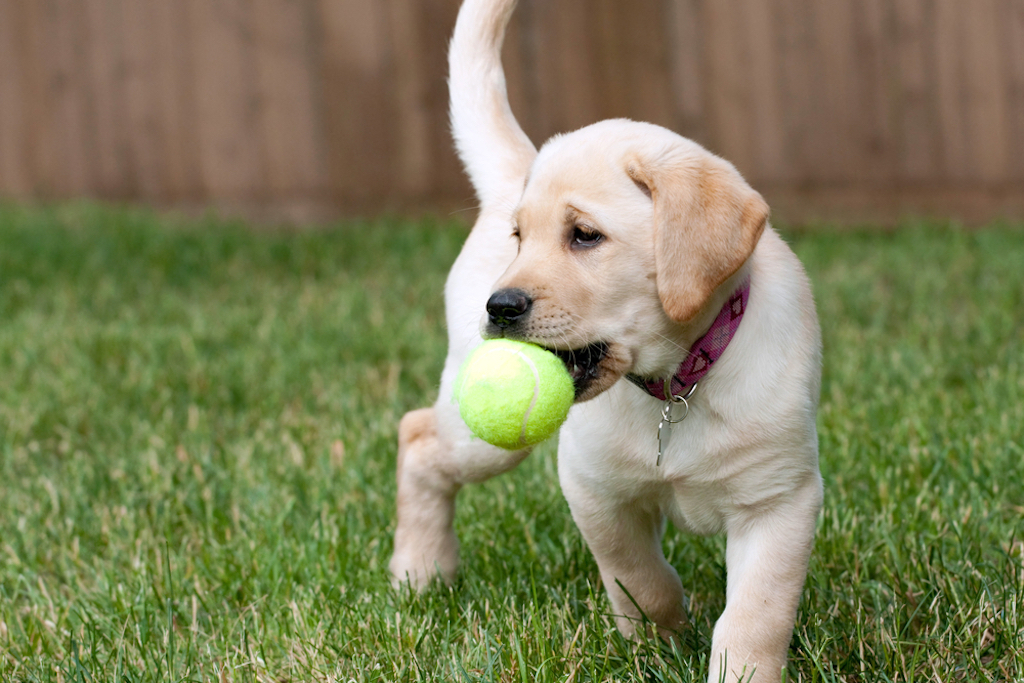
[709,474,823,683]
[561,475,688,640]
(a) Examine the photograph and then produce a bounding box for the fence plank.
[933,1,969,181]
[0,0,28,195]
[44,0,95,195]
[14,0,59,196]
[665,0,708,144]
[252,0,328,198]
[382,0,434,197]
[188,0,267,201]
[414,0,465,200]
[894,0,941,182]
[743,0,788,182]
[961,0,1009,183]
[775,0,822,186]
[594,0,673,127]
[151,1,203,200]
[120,0,172,200]
[848,0,895,183]
[704,0,755,175]
[811,0,858,183]
[1004,0,1024,182]
[82,0,133,197]
[318,0,394,206]
[525,0,601,137]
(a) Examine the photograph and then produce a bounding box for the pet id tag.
[656,381,695,467]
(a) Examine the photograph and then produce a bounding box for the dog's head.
[483,120,768,401]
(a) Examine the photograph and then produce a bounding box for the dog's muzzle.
[484,288,609,398]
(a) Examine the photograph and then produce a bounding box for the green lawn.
[0,203,1021,682]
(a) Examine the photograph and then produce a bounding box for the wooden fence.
[1,0,1023,224]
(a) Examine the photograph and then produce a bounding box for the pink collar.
[628,277,751,401]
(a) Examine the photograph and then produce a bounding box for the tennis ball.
[455,339,575,450]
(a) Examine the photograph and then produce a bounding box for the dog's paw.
[388,533,459,590]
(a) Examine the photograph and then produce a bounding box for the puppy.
[389,1,823,681]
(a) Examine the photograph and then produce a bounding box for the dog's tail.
[449,0,536,208]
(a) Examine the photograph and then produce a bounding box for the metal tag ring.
[663,379,698,404]
[662,396,690,424]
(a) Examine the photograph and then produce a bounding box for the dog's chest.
[562,392,742,536]
[664,478,730,536]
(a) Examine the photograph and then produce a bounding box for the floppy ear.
[628,153,769,323]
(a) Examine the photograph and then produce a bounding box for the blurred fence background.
[1,0,1022,224]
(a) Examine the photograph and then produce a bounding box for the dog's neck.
[627,276,751,401]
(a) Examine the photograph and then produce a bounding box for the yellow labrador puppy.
[390,1,823,680]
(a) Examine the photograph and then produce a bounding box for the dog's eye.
[571,226,603,249]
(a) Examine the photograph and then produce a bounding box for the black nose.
[486,288,532,329]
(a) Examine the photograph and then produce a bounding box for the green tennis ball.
[455,339,575,450]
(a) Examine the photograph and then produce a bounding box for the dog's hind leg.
[390,398,531,589]
[389,407,461,588]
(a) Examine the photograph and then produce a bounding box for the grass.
[0,202,1021,682]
